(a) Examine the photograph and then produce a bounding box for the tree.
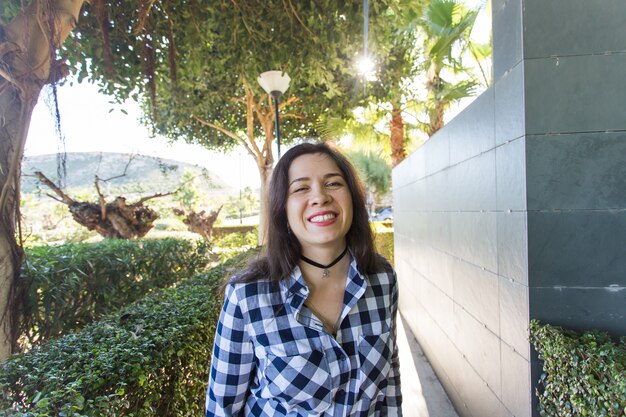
[0,0,394,356]
[0,0,87,359]
[34,171,170,238]
[56,0,397,245]
[419,0,487,136]
[347,150,391,215]
[135,2,387,244]
[172,171,222,241]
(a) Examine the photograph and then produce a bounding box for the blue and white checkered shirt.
[205,256,402,417]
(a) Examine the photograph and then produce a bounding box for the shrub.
[375,230,394,266]
[19,238,211,348]
[213,229,258,251]
[0,252,251,417]
[212,224,258,239]
[530,320,626,417]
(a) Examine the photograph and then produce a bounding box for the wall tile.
[528,211,626,288]
[526,132,626,210]
[525,54,626,134]
[425,170,451,212]
[448,152,497,212]
[530,286,626,336]
[497,211,528,285]
[449,87,496,165]
[499,276,530,360]
[449,352,508,417]
[426,212,452,254]
[501,343,532,417]
[424,130,451,176]
[523,0,626,58]
[452,258,500,335]
[393,148,426,188]
[453,305,502,395]
[421,277,455,339]
[451,212,498,273]
[492,0,523,81]
[494,62,525,146]
[496,138,527,211]
[424,248,455,296]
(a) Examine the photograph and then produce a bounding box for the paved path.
[397,314,460,417]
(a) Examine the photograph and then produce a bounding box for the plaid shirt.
[205,256,402,417]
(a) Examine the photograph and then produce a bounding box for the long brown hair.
[235,141,383,283]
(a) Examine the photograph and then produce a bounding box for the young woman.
[206,142,402,416]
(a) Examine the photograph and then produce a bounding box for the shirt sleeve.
[206,283,256,417]
[383,269,403,416]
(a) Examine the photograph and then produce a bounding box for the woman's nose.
[310,186,331,205]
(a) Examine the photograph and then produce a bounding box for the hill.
[21,152,233,196]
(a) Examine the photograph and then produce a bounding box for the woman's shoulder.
[226,274,274,296]
[363,254,396,285]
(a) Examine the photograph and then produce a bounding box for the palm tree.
[419,0,485,136]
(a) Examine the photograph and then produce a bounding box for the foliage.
[530,320,626,417]
[18,238,211,349]
[417,0,489,136]
[173,171,208,212]
[374,229,394,266]
[347,149,391,211]
[0,252,252,417]
[213,229,258,251]
[212,225,259,239]
[221,187,260,221]
[212,227,259,262]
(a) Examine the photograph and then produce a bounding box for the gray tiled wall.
[393,1,626,416]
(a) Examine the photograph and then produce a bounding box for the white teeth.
[310,213,337,223]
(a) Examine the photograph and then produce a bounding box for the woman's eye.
[326,181,343,188]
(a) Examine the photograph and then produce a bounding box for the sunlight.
[356,55,377,81]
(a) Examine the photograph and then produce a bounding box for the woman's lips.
[308,212,338,224]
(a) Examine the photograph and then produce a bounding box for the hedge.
[19,238,211,348]
[0,252,251,417]
[212,224,258,238]
[375,230,394,266]
[530,320,626,417]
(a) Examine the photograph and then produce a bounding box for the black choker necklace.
[301,247,349,279]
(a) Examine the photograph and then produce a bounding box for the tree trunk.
[389,105,406,168]
[256,158,273,247]
[0,0,85,359]
[426,68,445,137]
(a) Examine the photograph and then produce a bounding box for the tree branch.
[132,190,175,207]
[101,154,136,182]
[192,115,258,160]
[34,171,75,205]
[94,176,107,220]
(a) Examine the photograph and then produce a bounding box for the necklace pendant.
[322,269,329,279]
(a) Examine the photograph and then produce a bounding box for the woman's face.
[285,153,353,253]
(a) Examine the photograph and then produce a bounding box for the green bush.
[0,252,251,417]
[212,224,258,238]
[213,229,258,250]
[375,231,394,266]
[530,320,626,417]
[19,238,211,348]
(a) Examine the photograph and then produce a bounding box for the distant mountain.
[22,152,233,196]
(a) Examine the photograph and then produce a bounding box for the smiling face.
[285,153,353,254]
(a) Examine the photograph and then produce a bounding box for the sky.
[25,82,263,189]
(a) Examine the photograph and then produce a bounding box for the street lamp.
[258,70,290,159]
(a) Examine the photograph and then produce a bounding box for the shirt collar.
[280,255,368,311]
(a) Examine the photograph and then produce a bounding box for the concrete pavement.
[397,314,459,417]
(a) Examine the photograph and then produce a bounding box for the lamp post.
[258,70,290,159]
